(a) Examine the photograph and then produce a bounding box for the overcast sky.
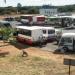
[1,0,75,7]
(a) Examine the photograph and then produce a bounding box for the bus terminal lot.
[39,41,58,52]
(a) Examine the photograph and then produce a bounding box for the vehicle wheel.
[60,49,65,53]
[62,47,68,53]
[60,47,68,53]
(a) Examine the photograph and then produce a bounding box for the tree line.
[0,3,75,15]
[57,4,75,12]
[0,3,40,15]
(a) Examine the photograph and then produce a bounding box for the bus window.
[48,30,55,34]
[43,30,46,34]
[59,37,72,46]
[19,29,31,36]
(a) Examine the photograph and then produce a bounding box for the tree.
[17,3,22,14]
[27,7,39,14]
[0,27,14,42]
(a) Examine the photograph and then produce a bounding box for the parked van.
[58,33,75,52]
[32,26,55,41]
[16,26,46,45]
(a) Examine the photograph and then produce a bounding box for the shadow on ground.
[0,50,9,57]
[53,49,75,56]
[10,40,31,50]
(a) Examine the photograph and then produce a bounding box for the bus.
[20,15,33,24]
[58,33,75,53]
[16,26,46,45]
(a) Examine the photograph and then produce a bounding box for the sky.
[1,0,75,7]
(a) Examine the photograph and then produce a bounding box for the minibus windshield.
[59,37,72,46]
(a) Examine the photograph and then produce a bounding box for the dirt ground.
[0,41,73,64]
[0,42,75,75]
[0,14,22,20]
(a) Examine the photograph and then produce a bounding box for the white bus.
[58,33,75,52]
[16,26,46,45]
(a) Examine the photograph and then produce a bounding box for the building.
[57,12,72,16]
[39,5,57,16]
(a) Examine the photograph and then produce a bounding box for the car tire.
[63,47,68,52]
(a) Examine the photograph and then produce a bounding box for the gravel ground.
[40,42,58,52]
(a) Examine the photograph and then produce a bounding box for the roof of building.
[41,5,57,9]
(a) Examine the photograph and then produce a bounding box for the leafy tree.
[27,7,39,14]
[20,10,27,14]
[0,27,14,42]
[58,4,75,12]
[17,3,22,13]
